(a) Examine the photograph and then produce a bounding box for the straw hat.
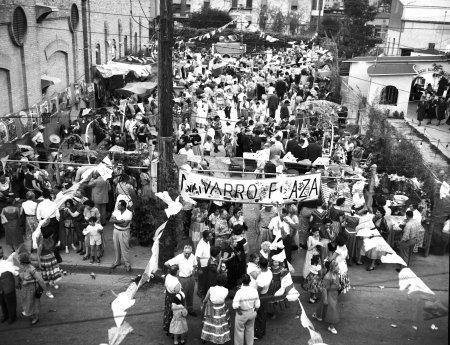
[49,134,61,144]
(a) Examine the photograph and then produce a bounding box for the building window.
[0,68,13,115]
[291,5,298,10]
[246,0,253,8]
[134,32,138,53]
[232,0,238,8]
[204,0,210,8]
[380,86,398,105]
[10,6,27,46]
[95,44,101,65]
[69,4,79,32]
[428,43,435,49]
[124,35,128,55]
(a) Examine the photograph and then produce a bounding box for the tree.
[287,10,305,36]
[188,6,233,29]
[271,9,286,33]
[339,0,380,56]
[258,4,269,31]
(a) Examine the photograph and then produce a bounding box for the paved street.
[0,261,447,345]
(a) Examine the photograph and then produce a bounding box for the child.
[203,136,212,156]
[170,292,188,345]
[82,216,103,263]
[304,254,323,303]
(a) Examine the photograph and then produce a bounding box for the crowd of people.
[0,42,433,342]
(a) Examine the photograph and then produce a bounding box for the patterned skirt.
[201,300,231,344]
[338,273,350,295]
[304,273,323,294]
[40,253,62,283]
[163,291,176,332]
[24,215,39,240]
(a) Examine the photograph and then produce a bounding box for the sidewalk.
[403,115,450,161]
[0,222,151,275]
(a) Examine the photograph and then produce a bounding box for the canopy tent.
[95,62,154,79]
[115,81,157,96]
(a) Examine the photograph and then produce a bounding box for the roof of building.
[399,0,450,7]
[367,63,417,76]
[343,55,448,63]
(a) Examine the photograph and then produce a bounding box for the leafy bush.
[188,6,233,29]
[131,199,167,246]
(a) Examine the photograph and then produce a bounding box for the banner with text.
[179,171,321,204]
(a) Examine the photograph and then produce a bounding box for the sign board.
[179,170,321,204]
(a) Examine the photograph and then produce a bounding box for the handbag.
[32,270,44,299]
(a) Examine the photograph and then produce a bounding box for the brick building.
[0,0,154,149]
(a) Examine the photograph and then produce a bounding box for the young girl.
[203,136,212,156]
[170,292,188,345]
[304,254,323,303]
[82,216,103,263]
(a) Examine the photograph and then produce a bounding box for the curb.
[60,263,305,283]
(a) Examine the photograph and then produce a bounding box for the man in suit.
[306,137,323,164]
[275,77,287,100]
[285,131,299,154]
[267,92,279,119]
[0,246,18,324]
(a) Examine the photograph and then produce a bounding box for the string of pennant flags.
[181,19,319,46]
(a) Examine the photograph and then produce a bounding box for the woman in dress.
[1,197,23,252]
[190,203,209,250]
[163,265,182,336]
[365,207,390,272]
[18,252,47,325]
[227,225,247,290]
[286,204,300,252]
[36,230,62,297]
[309,202,328,233]
[302,229,324,278]
[201,275,231,344]
[312,259,341,335]
[228,207,245,229]
[21,191,38,242]
[329,197,346,231]
[416,97,427,126]
[214,210,230,247]
[205,246,223,294]
[266,256,289,318]
[61,199,78,254]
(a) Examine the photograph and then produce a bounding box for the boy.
[82,216,103,263]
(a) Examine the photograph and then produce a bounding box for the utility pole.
[157,0,174,193]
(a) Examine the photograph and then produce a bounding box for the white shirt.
[209,286,228,304]
[412,209,422,223]
[256,270,273,295]
[268,216,290,238]
[167,253,196,277]
[179,147,194,157]
[165,274,181,293]
[32,131,44,145]
[36,199,60,221]
[232,285,260,310]
[247,262,261,290]
[195,239,210,267]
[112,209,133,230]
[21,200,37,216]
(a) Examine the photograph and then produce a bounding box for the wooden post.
[157,0,174,193]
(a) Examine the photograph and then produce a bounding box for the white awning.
[95,61,153,79]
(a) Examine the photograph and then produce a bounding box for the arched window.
[380,85,398,105]
[111,39,117,60]
[134,32,138,53]
[124,35,128,55]
[95,43,101,65]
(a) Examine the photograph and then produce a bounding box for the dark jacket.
[267,94,279,110]
[307,143,323,163]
